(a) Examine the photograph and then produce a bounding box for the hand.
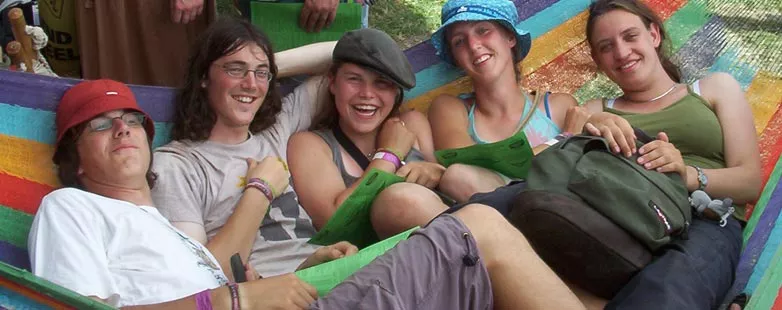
[171,0,204,24]
[562,106,592,134]
[297,241,359,270]
[300,0,339,33]
[396,162,445,189]
[637,132,687,177]
[377,117,417,159]
[584,112,637,157]
[245,264,260,281]
[239,274,317,310]
[246,157,291,198]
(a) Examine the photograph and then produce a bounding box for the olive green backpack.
[509,132,692,298]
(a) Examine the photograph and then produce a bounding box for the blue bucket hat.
[431,0,531,66]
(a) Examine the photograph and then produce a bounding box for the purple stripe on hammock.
[0,70,176,122]
[730,179,782,295]
[0,240,30,271]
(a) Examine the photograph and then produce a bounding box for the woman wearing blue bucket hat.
[427,0,592,203]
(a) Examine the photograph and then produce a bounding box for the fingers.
[292,278,317,309]
[245,264,260,281]
[171,0,183,23]
[313,12,330,32]
[299,5,313,31]
[607,123,634,157]
[331,241,359,257]
[396,165,411,178]
[657,132,670,143]
[405,167,421,184]
[584,122,601,136]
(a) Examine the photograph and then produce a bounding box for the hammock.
[1,0,780,308]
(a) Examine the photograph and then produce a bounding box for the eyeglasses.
[219,64,273,82]
[86,111,146,132]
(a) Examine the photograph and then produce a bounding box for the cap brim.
[432,14,531,66]
[55,96,156,145]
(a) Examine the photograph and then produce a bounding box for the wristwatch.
[692,165,708,191]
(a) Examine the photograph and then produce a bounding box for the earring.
[201,81,207,88]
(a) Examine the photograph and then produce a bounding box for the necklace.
[624,84,678,103]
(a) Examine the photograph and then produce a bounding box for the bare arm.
[288,131,398,229]
[546,92,579,132]
[275,41,337,78]
[173,190,269,282]
[429,94,475,150]
[92,287,233,310]
[400,109,437,162]
[170,157,288,282]
[688,72,761,204]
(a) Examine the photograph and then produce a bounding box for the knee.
[440,164,480,200]
[371,183,445,236]
[453,204,530,259]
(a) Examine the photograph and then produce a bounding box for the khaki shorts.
[311,214,493,309]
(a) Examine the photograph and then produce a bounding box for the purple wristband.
[246,182,274,202]
[195,290,213,310]
[227,282,241,310]
[372,151,402,170]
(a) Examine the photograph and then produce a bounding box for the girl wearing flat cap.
[288,28,450,239]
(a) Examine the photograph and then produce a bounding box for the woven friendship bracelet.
[245,178,275,202]
[227,282,241,310]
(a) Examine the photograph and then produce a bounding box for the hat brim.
[55,96,156,145]
[431,14,531,67]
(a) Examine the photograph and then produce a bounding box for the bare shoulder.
[429,93,469,121]
[400,109,431,131]
[288,131,330,154]
[698,72,744,108]
[547,93,578,114]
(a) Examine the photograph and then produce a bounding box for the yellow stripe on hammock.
[0,134,58,187]
[746,71,782,135]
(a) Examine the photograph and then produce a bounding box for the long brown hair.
[171,17,283,141]
[310,61,404,131]
[586,0,681,82]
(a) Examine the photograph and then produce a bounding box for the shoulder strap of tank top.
[332,126,370,170]
[517,90,544,133]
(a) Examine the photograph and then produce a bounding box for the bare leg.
[439,164,506,203]
[453,204,585,309]
[566,281,608,310]
[370,182,448,239]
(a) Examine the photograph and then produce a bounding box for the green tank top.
[604,84,745,220]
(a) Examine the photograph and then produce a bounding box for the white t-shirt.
[29,188,228,307]
[152,77,327,277]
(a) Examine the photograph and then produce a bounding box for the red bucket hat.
[55,79,155,145]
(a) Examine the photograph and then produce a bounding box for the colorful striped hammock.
[1,0,780,308]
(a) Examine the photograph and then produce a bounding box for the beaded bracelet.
[227,282,241,310]
[245,178,275,202]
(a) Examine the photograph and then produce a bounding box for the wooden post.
[8,8,34,73]
[6,41,23,68]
